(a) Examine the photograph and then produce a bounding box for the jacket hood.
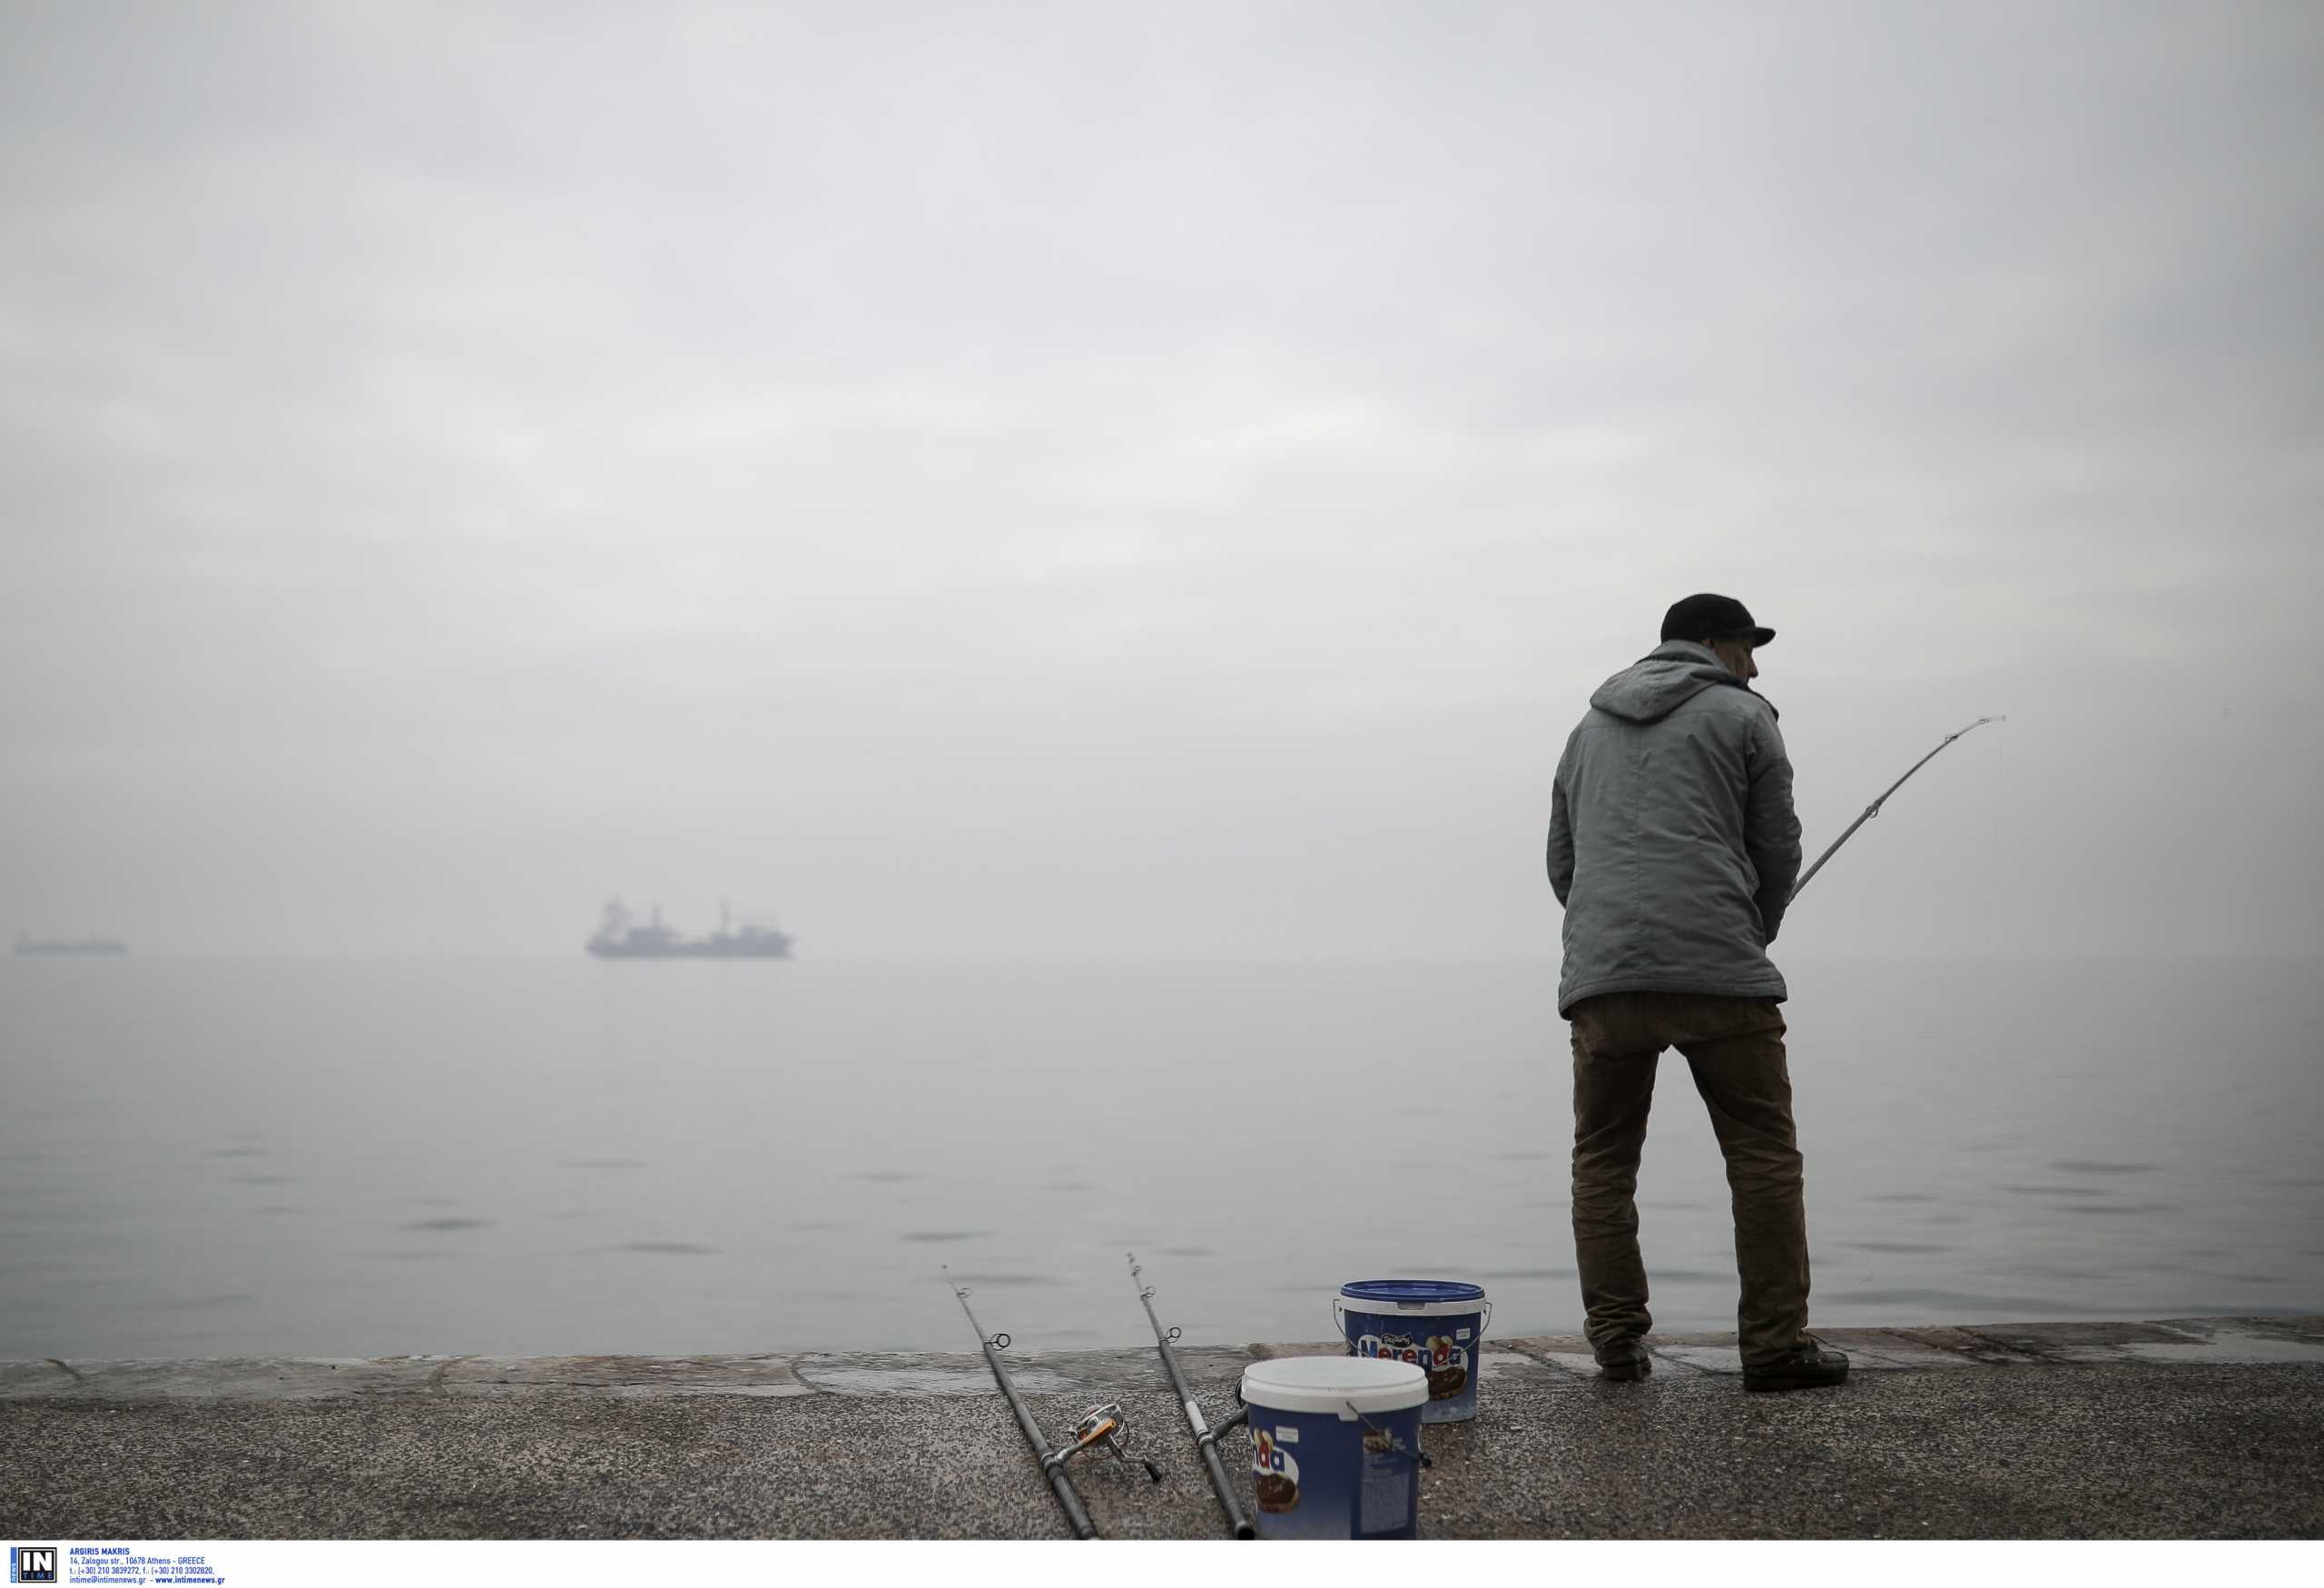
[1589,640,1776,724]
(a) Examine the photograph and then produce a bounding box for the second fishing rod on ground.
[943,1257,1254,1540]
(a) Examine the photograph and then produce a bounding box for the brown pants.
[1569,990,1813,1367]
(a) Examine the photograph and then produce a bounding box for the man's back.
[1545,598,1846,1393]
[1547,639,1803,1018]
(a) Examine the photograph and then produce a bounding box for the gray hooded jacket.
[1546,641,1803,1018]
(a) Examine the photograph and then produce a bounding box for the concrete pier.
[5,1315,2320,1539]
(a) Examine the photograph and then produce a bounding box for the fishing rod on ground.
[943,1267,1162,1542]
[1128,1253,1256,1540]
[1788,715,2005,903]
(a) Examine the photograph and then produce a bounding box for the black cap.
[1660,593,1775,647]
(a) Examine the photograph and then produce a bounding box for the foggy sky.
[4,1,2320,960]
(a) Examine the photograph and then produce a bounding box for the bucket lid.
[1241,1356,1429,1416]
[1339,1278,1486,1314]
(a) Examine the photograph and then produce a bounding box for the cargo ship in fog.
[14,933,129,956]
[586,898,793,960]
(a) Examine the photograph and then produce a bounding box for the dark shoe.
[1596,1341,1652,1382]
[1742,1342,1850,1392]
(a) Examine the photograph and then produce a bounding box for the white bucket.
[1239,1356,1429,1540]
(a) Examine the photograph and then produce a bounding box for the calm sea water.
[3,955,2319,1359]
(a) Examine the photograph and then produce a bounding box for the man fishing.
[1544,594,1849,1392]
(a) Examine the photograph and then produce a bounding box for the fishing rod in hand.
[944,1267,1161,1541]
[1789,715,2005,902]
[1128,1253,1256,1539]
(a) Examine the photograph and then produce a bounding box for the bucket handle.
[1344,1402,1433,1471]
[1334,1297,1492,1344]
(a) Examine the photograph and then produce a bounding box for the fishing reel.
[1049,1401,1165,1484]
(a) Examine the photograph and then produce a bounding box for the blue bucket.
[1334,1278,1491,1424]
[1239,1356,1430,1540]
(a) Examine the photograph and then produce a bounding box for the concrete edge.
[4,1315,2319,1402]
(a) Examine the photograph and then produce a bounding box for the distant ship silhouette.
[14,933,128,956]
[586,898,792,960]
